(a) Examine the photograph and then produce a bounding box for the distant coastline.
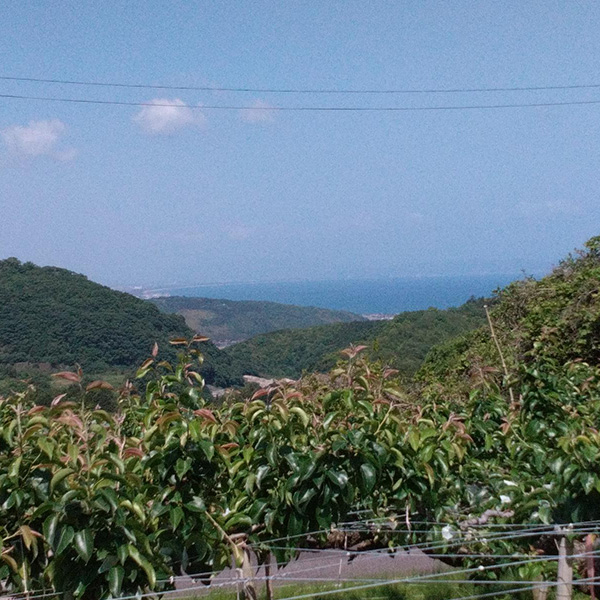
[125,273,527,315]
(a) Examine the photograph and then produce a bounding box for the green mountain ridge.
[224,296,488,380]
[150,295,365,347]
[8,236,592,398]
[417,235,600,398]
[0,257,493,393]
[0,258,235,387]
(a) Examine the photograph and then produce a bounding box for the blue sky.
[0,1,599,286]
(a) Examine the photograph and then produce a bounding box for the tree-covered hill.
[3,239,600,600]
[0,258,235,386]
[224,297,487,380]
[417,235,600,398]
[225,320,384,380]
[150,295,365,347]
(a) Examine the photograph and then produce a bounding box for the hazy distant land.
[127,273,522,314]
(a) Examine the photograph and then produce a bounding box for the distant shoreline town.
[124,287,397,322]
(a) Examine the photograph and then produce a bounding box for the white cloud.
[133,98,205,134]
[1,119,75,160]
[239,99,276,123]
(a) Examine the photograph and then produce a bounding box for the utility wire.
[250,520,589,551]
[6,522,598,600]
[2,92,600,112]
[9,521,589,599]
[438,578,599,600]
[3,75,600,95]
[8,552,598,600]
[253,556,600,600]
[5,546,600,600]
[8,519,546,596]
[260,523,600,556]
[337,517,577,528]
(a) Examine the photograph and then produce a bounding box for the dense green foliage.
[225,320,383,379]
[0,257,484,390]
[418,236,600,399]
[2,237,600,599]
[150,296,365,346]
[408,236,600,535]
[225,298,487,380]
[2,330,600,597]
[1,343,470,598]
[0,259,236,387]
[0,258,190,370]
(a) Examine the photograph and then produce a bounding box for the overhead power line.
[2,75,600,94]
[2,92,600,112]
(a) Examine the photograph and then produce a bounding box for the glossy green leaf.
[50,468,74,493]
[108,566,124,596]
[127,545,156,588]
[326,469,348,488]
[43,513,60,549]
[185,496,206,512]
[55,526,75,556]
[74,529,94,563]
[360,463,376,493]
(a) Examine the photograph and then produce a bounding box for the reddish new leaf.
[52,371,81,383]
[194,408,218,423]
[86,380,114,391]
[192,334,210,343]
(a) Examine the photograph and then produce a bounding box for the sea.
[162,273,525,315]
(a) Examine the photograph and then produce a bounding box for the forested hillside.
[417,235,600,398]
[0,258,236,386]
[225,320,383,379]
[0,257,486,392]
[4,238,600,600]
[224,297,487,380]
[150,295,364,346]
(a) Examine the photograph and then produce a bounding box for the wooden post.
[586,534,596,600]
[484,304,516,405]
[265,553,274,600]
[22,561,30,600]
[241,545,258,600]
[532,575,549,600]
[233,553,240,600]
[337,533,347,587]
[556,528,573,600]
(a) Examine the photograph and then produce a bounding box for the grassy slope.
[150,296,365,345]
[0,258,236,386]
[224,297,487,380]
[417,236,600,398]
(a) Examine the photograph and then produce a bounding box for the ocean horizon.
[157,273,528,315]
